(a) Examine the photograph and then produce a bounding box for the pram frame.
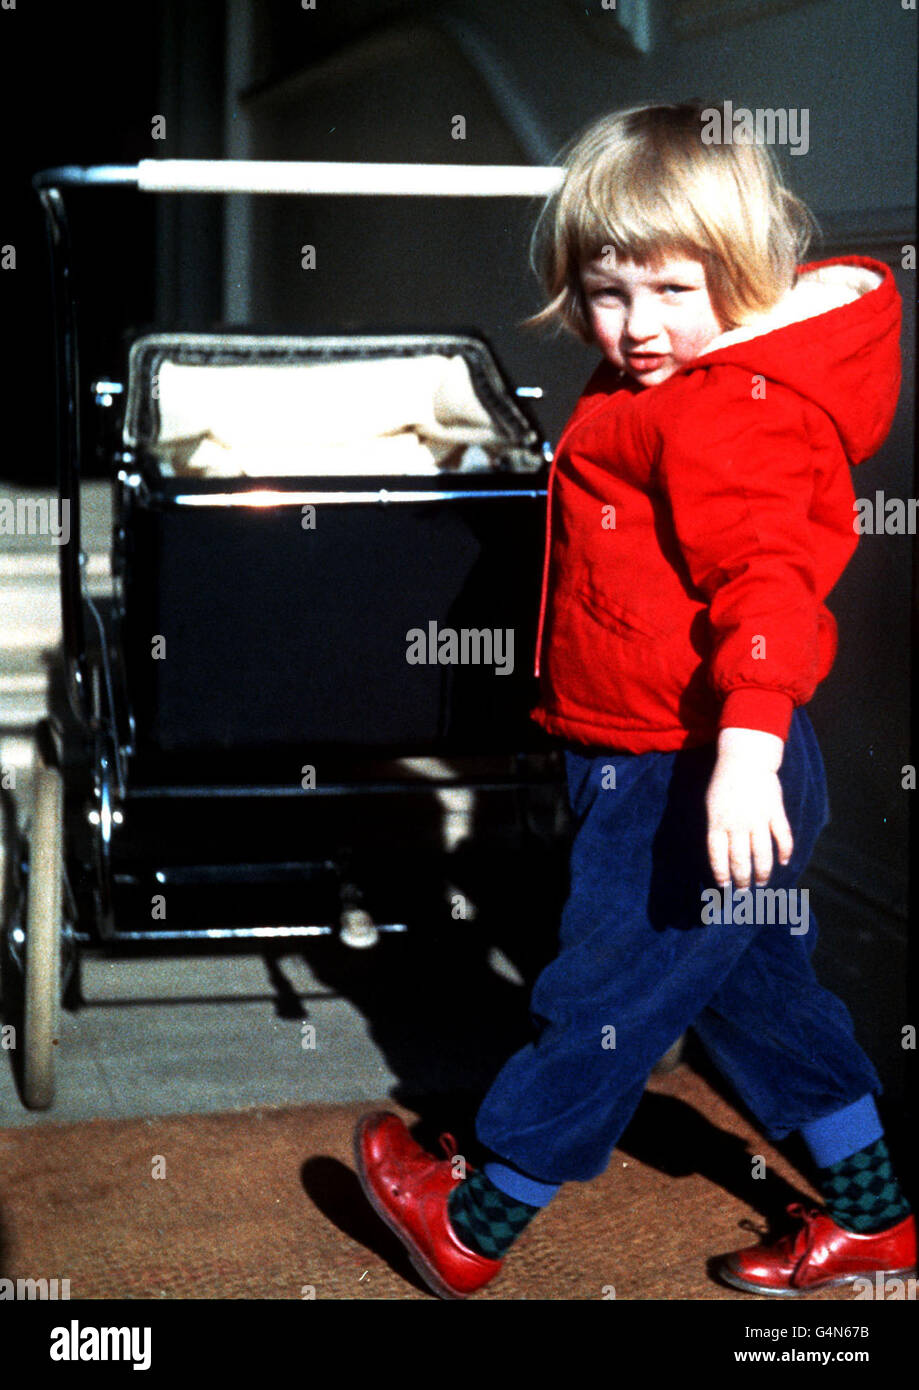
[32,162,563,735]
[9,161,568,1108]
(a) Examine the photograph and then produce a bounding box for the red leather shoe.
[354,1111,503,1299]
[716,1202,917,1296]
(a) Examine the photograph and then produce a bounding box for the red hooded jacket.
[530,256,902,752]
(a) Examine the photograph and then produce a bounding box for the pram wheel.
[21,723,64,1109]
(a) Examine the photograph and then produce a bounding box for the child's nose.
[625,295,661,341]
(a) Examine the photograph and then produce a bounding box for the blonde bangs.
[524,102,816,343]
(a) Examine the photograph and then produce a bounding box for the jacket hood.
[693,255,901,465]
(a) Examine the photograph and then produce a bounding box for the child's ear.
[574,291,595,344]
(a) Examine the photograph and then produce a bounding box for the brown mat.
[0,1066,860,1300]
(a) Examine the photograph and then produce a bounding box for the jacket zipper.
[533,454,557,678]
[533,388,618,678]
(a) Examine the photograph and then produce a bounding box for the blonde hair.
[526,101,818,342]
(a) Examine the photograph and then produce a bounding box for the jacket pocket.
[577,577,671,641]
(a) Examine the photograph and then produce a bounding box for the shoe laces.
[784,1202,824,1259]
[437,1132,460,1161]
[437,1132,476,1179]
[740,1202,822,1256]
[387,1129,462,1193]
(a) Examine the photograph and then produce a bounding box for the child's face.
[580,251,725,387]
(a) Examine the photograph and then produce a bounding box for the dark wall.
[1,0,164,485]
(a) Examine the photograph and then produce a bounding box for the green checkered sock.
[818,1137,913,1234]
[447,1168,541,1259]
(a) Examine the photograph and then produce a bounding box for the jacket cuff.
[719,689,796,741]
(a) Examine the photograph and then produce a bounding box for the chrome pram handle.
[31,159,561,727]
[34,160,563,198]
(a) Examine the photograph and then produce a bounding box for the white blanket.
[151,353,507,476]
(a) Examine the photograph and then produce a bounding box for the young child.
[353,101,915,1299]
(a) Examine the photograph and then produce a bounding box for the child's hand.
[705,728,794,889]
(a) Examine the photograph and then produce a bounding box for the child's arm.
[656,368,826,888]
[706,727,793,889]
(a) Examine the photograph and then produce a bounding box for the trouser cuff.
[799,1093,884,1168]
[484,1161,561,1207]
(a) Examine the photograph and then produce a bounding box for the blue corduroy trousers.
[475,707,882,1185]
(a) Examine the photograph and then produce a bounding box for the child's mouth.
[626,353,668,371]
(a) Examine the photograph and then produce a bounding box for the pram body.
[3,161,568,1108]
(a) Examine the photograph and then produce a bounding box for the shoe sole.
[353,1114,473,1301]
[716,1259,919,1297]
